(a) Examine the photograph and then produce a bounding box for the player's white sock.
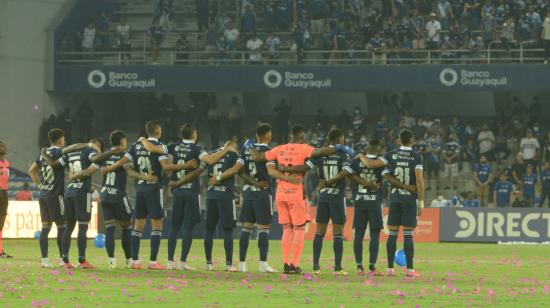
[150,261,157,265]
[42,258,49,263]
[109,258,116,264]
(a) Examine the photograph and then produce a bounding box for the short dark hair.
[292,125,306,136]
[90,137,105,152]
[48,129,65,144]
[145,120,161,136]
[399,129,414,145]
[180,124,196,139]
[256,123,272,137]
[328,128,344,143]
[110,130,126,146]
[369,139,381,148]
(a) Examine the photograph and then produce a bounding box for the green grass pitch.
[1,239,550,307]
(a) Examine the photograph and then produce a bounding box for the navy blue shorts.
[353,201,384,230]
[171,193,201,225]
[102,197,132,222]
[63,193,92,222]
[316,197,346,225]
[239,197,273,225]
[135,189,164,219]
[387,201,417,228]
[205,198,236,229]
[38,195,64,223]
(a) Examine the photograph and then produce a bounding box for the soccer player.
[204,140,241,272]
[250,125,354,274]
[110,120,195,270]
[361,129,425,278]
[0,141,11,258]
[160,124,236,271]
[28,129,93,267]
[211,123,287,273]
[494,172,514,208]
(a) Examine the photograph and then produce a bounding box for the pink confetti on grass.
[263,285,273,292]
[50,270,60,276]
[303,273,313,281]
[487,288,495,297]
[519,278,530,283]
[396,299,403,305]
[544,285,549,295]
[121,288,127,295]
[146,279,152,285]
[447,272,458,277]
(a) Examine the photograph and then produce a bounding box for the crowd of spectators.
[38,102,94,148]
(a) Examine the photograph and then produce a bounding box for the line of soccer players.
[29,120,424,277]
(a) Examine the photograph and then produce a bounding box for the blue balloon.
[395,249,407,267]
[94,233,105,248]
[34,230,41,240]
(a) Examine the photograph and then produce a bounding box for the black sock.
[121,226,132,260]
[39,226,52,258]
[334,234,344,270]
[258,229,269,262]
[150,230,162,262]
[223,228,234,266]
[105,223,116,258]
[369,229,381,271]
[204,228,215,263]
[62,221,76,263]
[353,228,366,268]
[77,222,89,263]
[167,224,181,262]
[313,233,323,267]
[239,227,252,262]
[180,223,195,262]
[404,230,414,270]
[386,230,398,268]
[131,230,142,261]
[56,224,65,259]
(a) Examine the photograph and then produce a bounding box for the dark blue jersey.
[59,147,98,197]
[207,150,239,200]
[474,163,492,183]
[168,140,207,195]
[494,180,513,205]
[238,143,273,200]
[542,169,550,188]
[350,154,383,202]
[36,147,65,198]
[308,149,352,202]
[522,173,537,198]
[125,138,168,192]
[100,151,128,202]
[382,146,423,203]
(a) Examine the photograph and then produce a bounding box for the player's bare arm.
[415,169,425,216]
[250,148,268,162]
[238,169,268,190]
[383,173,417,193]
[61,142,98,155]
[349,173,380,191]
[168,167,205,188]
[310,147,337,158]
[277,164,311,175]
[28,163,41,186]
[89,146,125,165]
[358,153,387,169]
[266,164,301,184]
[201,143,238,165]
[69,165,99,181]
[123,164,158,183]
[160,158,199,172]
[209,163,242,187]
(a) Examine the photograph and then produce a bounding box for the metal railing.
[56,46,546,66]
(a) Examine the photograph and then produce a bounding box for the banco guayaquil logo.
[263,70,332,89]
[439,68,458,87]
[439,67,507,88]
[88,70,107,88]
[263,70,283,88]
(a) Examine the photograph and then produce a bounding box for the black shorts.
[353,201,384,230]
[135,189,164,219]
[205,198,236,229]
[239,197,273,225]
[426,160,439,177]
[316,198,346,225]
[102,197,132,222]
[64,193,92,222]
[387,200,417,228]
[0,190,8,216]
[38,195,64,223]
[171,193,201,226]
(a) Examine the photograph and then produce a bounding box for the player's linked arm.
[323,170,351,188]
[61,143,99,155]
[266,164,301,184]
[169,167,205,188]
[138,138,166,154]
[415,169,425,215]
[209,163,243,187]
[123,164,158,183]
[277,164,311,174]
[358,153,387,169]
[69,165,99,181]
[310,147,337,158]
[28,163,41,186]
[201,144,238,165]
[238,169,268,189]
[160,158,199,172]
[40,148,63,167]
[383,173,417,193]
[103,156,130,174]
[90,146,124,165]
[349,173,380,190]
[250,148,268,162]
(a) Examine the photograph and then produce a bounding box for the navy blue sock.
[333,234,344,270]
[258,229,269,262]
[56,224,65,259]
[180,223,195,262]
[150,230,162,262]
[131,230,142,261]
[62,220,76,263]
[105,223,116,258]
[404,230,414,270]
[77,222,88,263]
[39,225,52,258]
[223,228,234,266]
[369,229,381,271]
[353,228,366,268]
[204,228,215,263]
[168,224,181,261]
[121,226,132,259]
[313,233,323,267]
[386,230,398,268]
[239,227,252,262]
